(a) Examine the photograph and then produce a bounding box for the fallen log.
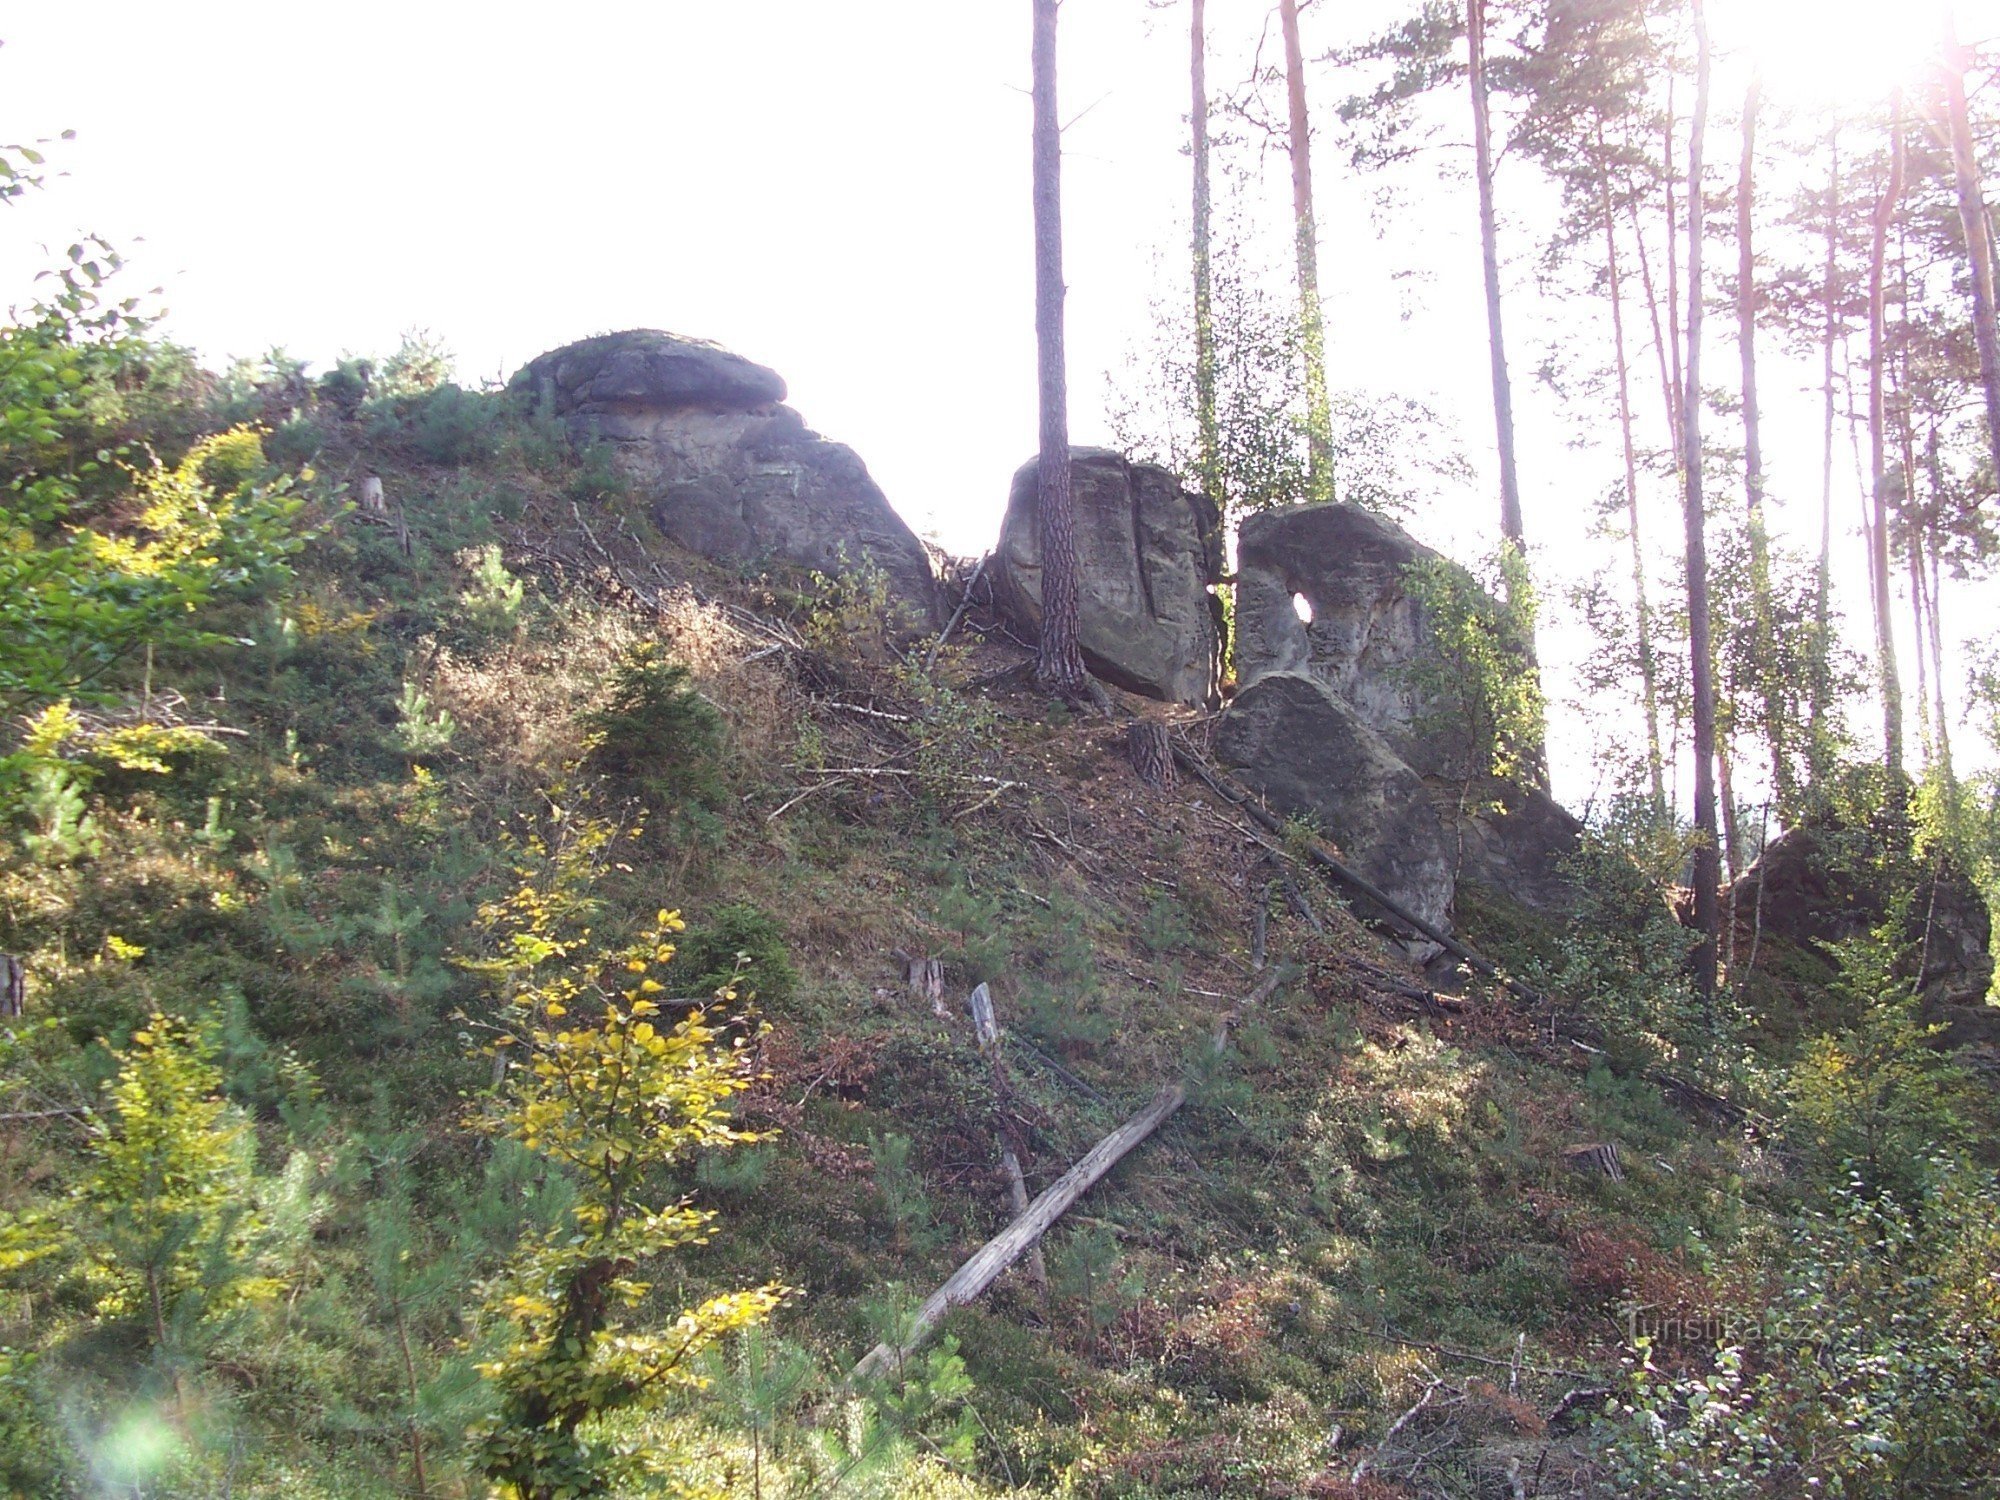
[850,1080,1185,1384]
[849,968,1285,1384]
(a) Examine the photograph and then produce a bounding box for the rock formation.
[513,331,937,615]
[992,449,1224,704]
[1220,503,1580,932]
[1729,820,1997,1048]
[1215,672,1455,938]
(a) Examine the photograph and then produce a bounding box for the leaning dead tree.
[850,967,1285,1383]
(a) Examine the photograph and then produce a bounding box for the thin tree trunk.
[1279,0,1334,502]
[1666,81,1686,437]
[1895,220,1930,768]
[1681,0,1721,1006]
[1471,0,1524,545]
[1811,128,1840,789]
[1737,72,1789,815]
[1032,0,1086,696]
[1191,0,1220,509]
[1868,94,1906,776]
[1625,166,1681,443]
[1942,7,2000,481]
[392,1295,433,1500]
[1600,125,1666,811]
[1922,429,1956,782]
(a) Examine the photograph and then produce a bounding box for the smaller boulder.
[1215,671,1454,949]
[993,450,1223,704]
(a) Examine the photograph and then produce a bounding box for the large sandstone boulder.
[1215,672,1454,945]
[992,450,1224,704]
[1226,502,1579,912]
[513,331,937,615]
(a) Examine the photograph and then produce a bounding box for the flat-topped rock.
[512,329,787,415]
[512,332,935,618]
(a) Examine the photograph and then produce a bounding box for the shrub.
[669,902,797,1007]
[581,642,725,811]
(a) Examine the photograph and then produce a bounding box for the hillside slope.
[3,371,1994,1500]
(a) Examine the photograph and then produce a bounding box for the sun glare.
[1725,0,1952,108]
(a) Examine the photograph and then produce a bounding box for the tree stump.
[1127,721,1176,790]
[1563,1142,1624,1181]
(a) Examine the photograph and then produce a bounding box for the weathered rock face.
[513,331,937,615]
[1215,672,1455,945]
[1220,502,1579,920]
[1237,504,1464,779]
[1729,822,1997,1048]
[992,449,1224,704]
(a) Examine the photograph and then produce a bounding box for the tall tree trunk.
[1032,0,1086,696]
[1896,216,1930,769]
[1279,0,1334,503]
[1922,429,1956,782]
[1942,7,2000,481]
[1190,0,1219,510]
[1811,129,1840,791]
[1470,0,1524,545]
[1681,0,1721,1005]
[1599,124,1666,811]
[1665,82,1686,437]
[1867,94,1906,776]
[1737,73,1789,815]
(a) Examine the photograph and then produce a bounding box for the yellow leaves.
[543,1003,567,1018]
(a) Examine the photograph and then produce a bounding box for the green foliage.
[582,641,725,813]
[803,551,915,655]
[670,901,797,1007]
[1527,826,1709,1076]
[1783,924,1973,1199]
[463,834,784,1498]
[1400,543,1546,796]
[1605,1164,2000,1499]
[391,680,457,758]
[459,542,527,635]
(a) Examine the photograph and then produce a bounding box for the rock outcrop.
[992,450,1224,705]
[1729,821,1997,1048]
[1215,672,1455,939]
[1219,502,1580,927]
[513,331,937,615]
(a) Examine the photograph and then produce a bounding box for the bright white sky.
[3,0,1993,805]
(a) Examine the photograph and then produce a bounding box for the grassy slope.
[1,403,1797,1498]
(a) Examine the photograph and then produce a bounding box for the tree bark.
[1665,81,1686,438]
[1279,0,1334,503]
[1470,0,1524,545]
[1191,0,1220,509]
[1599,125,1666,811]
[1127,720,1177,789]
[1032,0,1087,696]
[1736,72,1789,815]
[1867,94,1906,776]
[1942,7,2000,484]
[1681,0,1721,1005]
